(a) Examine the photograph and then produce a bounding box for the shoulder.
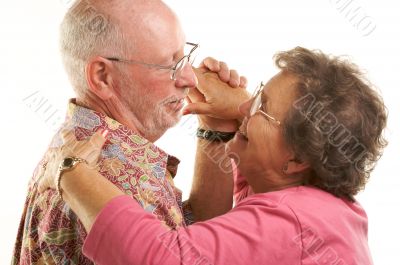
[279,186,367,220]
[234,185,368,239]
[234,186,371,263]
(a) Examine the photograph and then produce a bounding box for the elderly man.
[12,0,249,264]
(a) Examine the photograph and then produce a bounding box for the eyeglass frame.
[249,82,281,126]
[104,42,199,80]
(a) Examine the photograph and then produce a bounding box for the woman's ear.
[85,56,115,100]
[282,151,310,176]
[285,158,310,175]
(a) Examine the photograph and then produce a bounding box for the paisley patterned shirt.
[12,100,190,265]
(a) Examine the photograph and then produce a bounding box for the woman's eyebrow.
[261,89,269,104]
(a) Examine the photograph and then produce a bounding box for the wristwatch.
[56,157,88,200]
[196,128,236,142]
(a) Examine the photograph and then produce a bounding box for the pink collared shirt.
[83,183,373,265]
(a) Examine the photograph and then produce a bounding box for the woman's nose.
[239,98,252,118]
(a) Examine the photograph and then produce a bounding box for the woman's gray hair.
[59,0,128,98]
[275,47,387,201]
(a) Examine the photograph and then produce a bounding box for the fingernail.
[101,129,109,138]
[182,109,190,115]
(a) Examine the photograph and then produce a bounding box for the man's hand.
[184,57,250,131]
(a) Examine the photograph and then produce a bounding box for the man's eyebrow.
[158,46,183,65]
[173,44,186,60]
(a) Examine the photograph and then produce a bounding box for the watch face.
[204,130,212,139]
[63,157,74,168]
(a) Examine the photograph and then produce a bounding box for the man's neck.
[75,96,163,143]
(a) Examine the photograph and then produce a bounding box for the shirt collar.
[58,99,180,178]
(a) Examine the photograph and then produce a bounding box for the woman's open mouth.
[237,130,248,141]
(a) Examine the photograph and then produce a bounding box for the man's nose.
[175,64,198,88]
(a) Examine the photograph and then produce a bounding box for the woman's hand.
[38,129,108,192]
[37,129,122,232]
[184,57,250,131]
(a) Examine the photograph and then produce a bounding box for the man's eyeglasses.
[250,82,281,126]
[105,42,199,80]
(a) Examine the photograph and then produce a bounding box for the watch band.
[196,128,236,142]
[56,157,88,200]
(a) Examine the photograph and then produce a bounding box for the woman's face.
[227,71,300,192]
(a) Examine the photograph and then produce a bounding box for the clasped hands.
[184,57,250,131]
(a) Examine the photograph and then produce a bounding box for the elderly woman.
[39,47,386,264]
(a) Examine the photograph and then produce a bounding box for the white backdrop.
[1,0,399,263]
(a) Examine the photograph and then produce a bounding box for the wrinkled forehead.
[262,71,299,115]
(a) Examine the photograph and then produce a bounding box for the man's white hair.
[59,0,128,98]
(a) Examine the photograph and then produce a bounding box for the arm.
[188,138,234,221]
[81,191,300,265]
[185,59,250,221]
[38,131,300,265]
[59,162,124,232]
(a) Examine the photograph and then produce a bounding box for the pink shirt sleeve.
[83,195,301,265]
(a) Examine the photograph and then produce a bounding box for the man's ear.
[85,56,115,100]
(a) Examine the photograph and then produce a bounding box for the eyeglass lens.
[172,46,198,80]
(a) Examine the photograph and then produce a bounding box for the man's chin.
[167,114,182,128]
[156,112,182,130]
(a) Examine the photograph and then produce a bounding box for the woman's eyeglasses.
[249,82,281,126]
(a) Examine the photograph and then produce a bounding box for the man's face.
[114,2,198,141]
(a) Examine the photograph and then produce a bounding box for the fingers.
[199,57,246,88]
[37,151,58,193]
[199,57,221,72]
[84,130,108,165]
[199,57,230,83]
[60,129,76,144]
[187,86,206,103]
[229,70,240,88]
[217,62,230,83]
[37,129,108,194]
[239,76,248,88]
[185,96,192,104]
[89,130,108,150]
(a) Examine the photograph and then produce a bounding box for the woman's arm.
[39,131,300,265]
[38,130,125,232]
[80,190,300,265]
[59,163,124,232]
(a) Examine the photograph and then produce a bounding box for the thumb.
[89,129,108,150]
[183,102,212,115]
[85,130,108,165]
[192,67,208,91]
